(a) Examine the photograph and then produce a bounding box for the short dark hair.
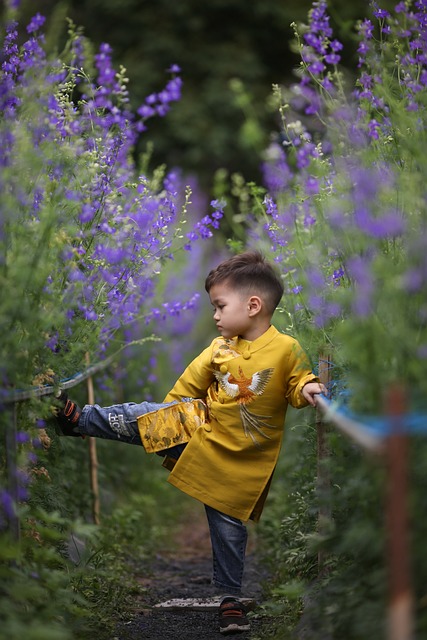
[205,250,284,314]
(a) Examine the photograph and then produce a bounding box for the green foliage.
[245,13,427,632]
[256,408,427,638]
[0,410,191,639]
[241,3,427,410]
[3,2,427,638]
[257,410,385,638]
[0,15,215,639]
[0,508,88,640]
[7,0,397,190]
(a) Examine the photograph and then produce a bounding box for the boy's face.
[209,282,254,340]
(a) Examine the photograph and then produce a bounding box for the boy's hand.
[301,381,328,407]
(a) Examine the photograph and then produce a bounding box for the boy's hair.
[205,250,284,315]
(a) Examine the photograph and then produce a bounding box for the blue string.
[313,360,427,436]
[0,357,113,403]
[319,394,427,437]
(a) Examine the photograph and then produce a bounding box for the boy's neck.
[239,321,272,342]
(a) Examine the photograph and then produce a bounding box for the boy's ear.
[247,296,262,316]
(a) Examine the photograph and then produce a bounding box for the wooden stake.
[385,384,413,640]
[316,353,332,571]
[86,353,100,525]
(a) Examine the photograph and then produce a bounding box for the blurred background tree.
[7,0,395,191]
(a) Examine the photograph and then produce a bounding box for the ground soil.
[113,504,272,640]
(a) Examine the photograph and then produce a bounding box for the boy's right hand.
[301,382,327,407]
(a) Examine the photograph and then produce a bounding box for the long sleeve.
[163,345,215,403]
[284,339,318,409]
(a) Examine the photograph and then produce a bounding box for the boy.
[56,250,326,635]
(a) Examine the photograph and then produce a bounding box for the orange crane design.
[214,366,275,448]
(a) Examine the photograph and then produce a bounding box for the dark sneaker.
[55,390,84,438]
[219,597,250,634]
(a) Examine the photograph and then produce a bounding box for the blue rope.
[319,394,427,437]
[313,359,427,436]
[0,356,114,404]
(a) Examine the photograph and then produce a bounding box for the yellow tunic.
[162,325,317,522]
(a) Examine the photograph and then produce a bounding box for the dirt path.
[113,503,271,639]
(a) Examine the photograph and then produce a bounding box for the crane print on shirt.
[214,366,275,448]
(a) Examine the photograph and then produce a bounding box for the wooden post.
[385,384,413,640]
[316,353,332,571]
[86,354,100,525]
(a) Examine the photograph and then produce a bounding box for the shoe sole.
[220,623,251,634]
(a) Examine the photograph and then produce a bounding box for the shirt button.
[242,351,251,359]
[204,423,212,432]
[220,364,228,374]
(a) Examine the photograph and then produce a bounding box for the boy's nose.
[213,310,219,320]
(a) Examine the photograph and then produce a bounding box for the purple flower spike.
[346,256,374,318]
[16,431,30,444]
[26,13,46,34]
[372,4,390,19]
[0,490,15,520]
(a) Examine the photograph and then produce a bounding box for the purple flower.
[82,307,98,321]
[356,18,375,65]
[346,255,374,317]
[26,13,46,34]
[304,33,324,52]
[305,175,320,195]
[325,53,341,65]
[299,0,342,91]
[395,2,406,13]
[296,142,317,169]
[263,195,278,218]
[404,268,424,292]
[0,490,15,520]
[32,437,43,449]
[146,93,157,105]
[330,39,343,52]
[368,119,381,139]
[261,144,292,195]
[308,59,326,75]
[332,267,345,287]
[306,267,325,289]
[0,12,218,375]
[210,198,225,215]
[16,431,30,444]
[136,71,182,128]
[372,4,390,20]
[17,487,29,501]
[307,292,342,328]
[304,211,316,226]
[137,104,155,118]
[79,203,96,224]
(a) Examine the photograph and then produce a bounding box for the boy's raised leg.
[53,393,207,470]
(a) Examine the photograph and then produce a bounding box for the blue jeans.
[205,505,248,596]
[77,401,248,594]
[79,400,186,459]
